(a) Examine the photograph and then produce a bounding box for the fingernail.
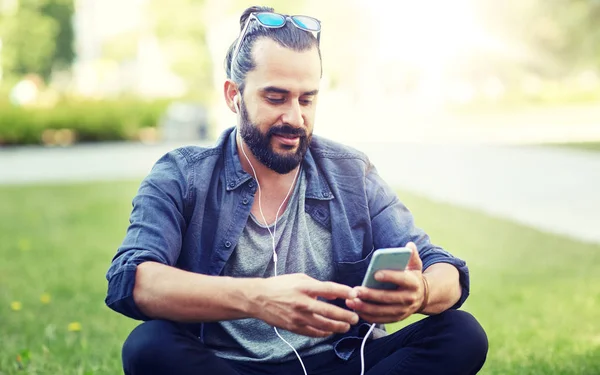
[375,272,383,281]
[352,314,359,324]
[348,289,358,299]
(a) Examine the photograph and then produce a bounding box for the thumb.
[405,242,422,271]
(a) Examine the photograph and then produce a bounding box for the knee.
[122,320,180,372]
[439,310,488,363]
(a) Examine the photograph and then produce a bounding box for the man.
[106,5,488,375]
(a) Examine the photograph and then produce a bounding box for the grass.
[1,181,599,374]
[546,142,600,153]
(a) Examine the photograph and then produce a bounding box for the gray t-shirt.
[208,169,335,362]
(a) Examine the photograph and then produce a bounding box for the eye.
[266,96,285,104]
[300,97,314,106]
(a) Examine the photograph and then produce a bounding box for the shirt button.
[242,198,249,205]
[248,181,255,188]
[225,241,232,248]
[228,182,235,188]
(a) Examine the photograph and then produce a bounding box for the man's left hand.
[345,242,426,324]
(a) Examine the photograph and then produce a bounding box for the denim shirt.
[105,127,470,361]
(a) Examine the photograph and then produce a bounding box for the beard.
[238,99,311,174]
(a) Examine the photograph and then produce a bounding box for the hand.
[248,273,360,338]
[346,242,426,324]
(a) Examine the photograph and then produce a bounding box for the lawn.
[547,142,600,153]
[1,181,599,374]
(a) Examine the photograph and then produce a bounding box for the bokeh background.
[1,0,599,374]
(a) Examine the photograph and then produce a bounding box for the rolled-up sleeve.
[105,149,191,320]
[366,162,470,309]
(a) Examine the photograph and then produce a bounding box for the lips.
[273,134,300,146]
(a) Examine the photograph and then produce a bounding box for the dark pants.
[122,310,488,375]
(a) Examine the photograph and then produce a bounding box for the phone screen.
[361,248,412,290]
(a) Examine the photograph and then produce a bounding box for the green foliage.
[102,31,140,63]
[0,0,75,81]
[477,0,600,75]
[41,0,76,71]
[147,0,213,100]
[0,99,169,145]
[0,8,59,79]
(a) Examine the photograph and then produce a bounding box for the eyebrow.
[262,86,319,96]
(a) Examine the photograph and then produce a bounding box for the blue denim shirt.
[105,127,470,360]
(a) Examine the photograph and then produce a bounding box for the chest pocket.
[333,247,376,287]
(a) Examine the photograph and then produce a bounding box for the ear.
[224,80,240,114]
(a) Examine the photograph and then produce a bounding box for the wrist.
[416,274,429,314]
[239,277,264,319]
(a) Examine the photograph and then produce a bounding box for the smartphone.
[361,247,412,290]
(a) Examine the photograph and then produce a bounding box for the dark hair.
[224,5,322,92]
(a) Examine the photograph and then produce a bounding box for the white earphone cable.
[239,134,307,375]
[236,107,370,375]
[360,323,376,375]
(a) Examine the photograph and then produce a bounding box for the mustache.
[267,125,307,138]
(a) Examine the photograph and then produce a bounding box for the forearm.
[420,262,461,315]
[133,261,258,322]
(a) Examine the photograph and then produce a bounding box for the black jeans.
[122,310,488,375]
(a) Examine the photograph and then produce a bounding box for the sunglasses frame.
[230,12,321,79]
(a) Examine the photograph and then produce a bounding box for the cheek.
[304,110,316,130]
[251,103,281,127]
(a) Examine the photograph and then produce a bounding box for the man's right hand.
[246,273,360,338]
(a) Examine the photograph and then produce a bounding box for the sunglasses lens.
[291,16,321,31]
[256,12,286,27]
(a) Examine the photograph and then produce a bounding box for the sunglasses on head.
[230,12,321,77]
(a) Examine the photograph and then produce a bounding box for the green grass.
[1,181,599,374]
[546,142,600,152]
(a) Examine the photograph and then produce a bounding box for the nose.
[281,100,304,128]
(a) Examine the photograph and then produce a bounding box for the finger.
[290,325,334,338]
[284,308,352,335]
[308,299,360,326]
[370,270,420,290]
[304,281,357,300]
[354,288,417,306]
[298,311,353,334]
[347,298,410,319]
[405,244,423,271]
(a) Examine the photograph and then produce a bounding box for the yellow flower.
[11,301,22,311]
[40,293,51,304]
[67,322,82,332]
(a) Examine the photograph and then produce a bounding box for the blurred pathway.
[1,140,599,244]
[358,142,600,245]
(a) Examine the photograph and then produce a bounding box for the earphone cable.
[239,136,307,375]
[237,124,369,375]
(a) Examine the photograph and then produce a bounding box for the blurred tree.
[0,1,58,80]
[146,0,306,101]
[477,0,600,77]
[147,0,213,101]
[102,31,140,63]
[0,0,74,81]
[41,0,75,74]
